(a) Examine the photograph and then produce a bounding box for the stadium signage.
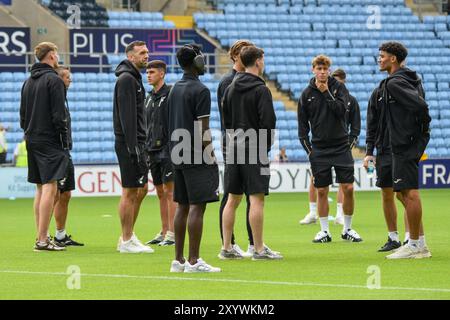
[0,27,30,71]
[69,28,216,72]
[3,160,448,198]
[70,163,377,197]
[420,159,450,188]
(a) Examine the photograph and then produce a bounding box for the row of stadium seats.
[220,4,412,15]
[108,11,175,29]
[41,0,176,29]
[195,1,450,155]
[423,15,450,47]
[0,72,306,163]
[215,0,405,6]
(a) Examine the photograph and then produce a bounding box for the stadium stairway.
[193,0,450,158]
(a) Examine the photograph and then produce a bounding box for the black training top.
[145,83,171,158]
[113,59,146,156]
[222,72,276,165]
[217,68,237,132]
[297,76,350,156]
[167,73,211,168]
[20,63,69,149]
[366,83,391,156]
[383,67,431,155]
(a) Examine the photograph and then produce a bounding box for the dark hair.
[229,39,254,62]
[332,68,346,80]
[240,46,264,68]
[379,41,408,64]
[176,43,202,69]
[125,40,146,54]
[147,60,167,72]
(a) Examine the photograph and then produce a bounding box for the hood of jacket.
[388,67,422,87]
[232,72,266,92]
[115,59,142,80]
[30,63,57,79]
[308,76,339,91]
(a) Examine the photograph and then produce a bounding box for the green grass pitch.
[0,190,449,300]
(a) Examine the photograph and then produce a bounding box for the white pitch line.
[1,270,450,293]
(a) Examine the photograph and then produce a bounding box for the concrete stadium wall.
[10,0,69,61]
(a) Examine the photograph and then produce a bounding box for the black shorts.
[26,140,69,185]
[58,156,75,193]
[150,158,173,186]
[173,164,219,205]
[310,150,354,188]
[392,134,429,192]
[375,153,393,189]
[115,141,148,188]
[225,164,270,196]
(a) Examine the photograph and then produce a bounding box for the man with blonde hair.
[298,55,362,243]
[20,42,69,251]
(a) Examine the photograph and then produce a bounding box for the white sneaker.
[418,246,432,259]
[131,234,154,253]
[299,212,317,225]
[119,238,146,253]
[170,260,186,273]
[386,244,421,259]
[233,244,252,258]
[117,236,122,251]
[184,258,221,273]
[334,215,344,225]
[247,244,280,255]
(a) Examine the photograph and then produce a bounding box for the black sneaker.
[378,237,401,252]
[54,235,84,247]
[34,239,66,252]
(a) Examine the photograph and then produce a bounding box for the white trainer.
[299,212,317,225]
[117,236,122,251]
[184,258,221,273]
[247,244,280,255]
[386,244,421,259]
[233,244,252,258]
[334,215,344,225]
[119,238,146,253]
[131,234,154,253]
[170,260,186,273]
[418,246,432,259]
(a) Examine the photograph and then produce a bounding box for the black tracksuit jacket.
[297,76,351,155]
[145,83,171,158]
[383,68,431,155]
[222,72,276,162]
[113,60,146,156]
[20,63,68,148]
[366,83,391,156]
